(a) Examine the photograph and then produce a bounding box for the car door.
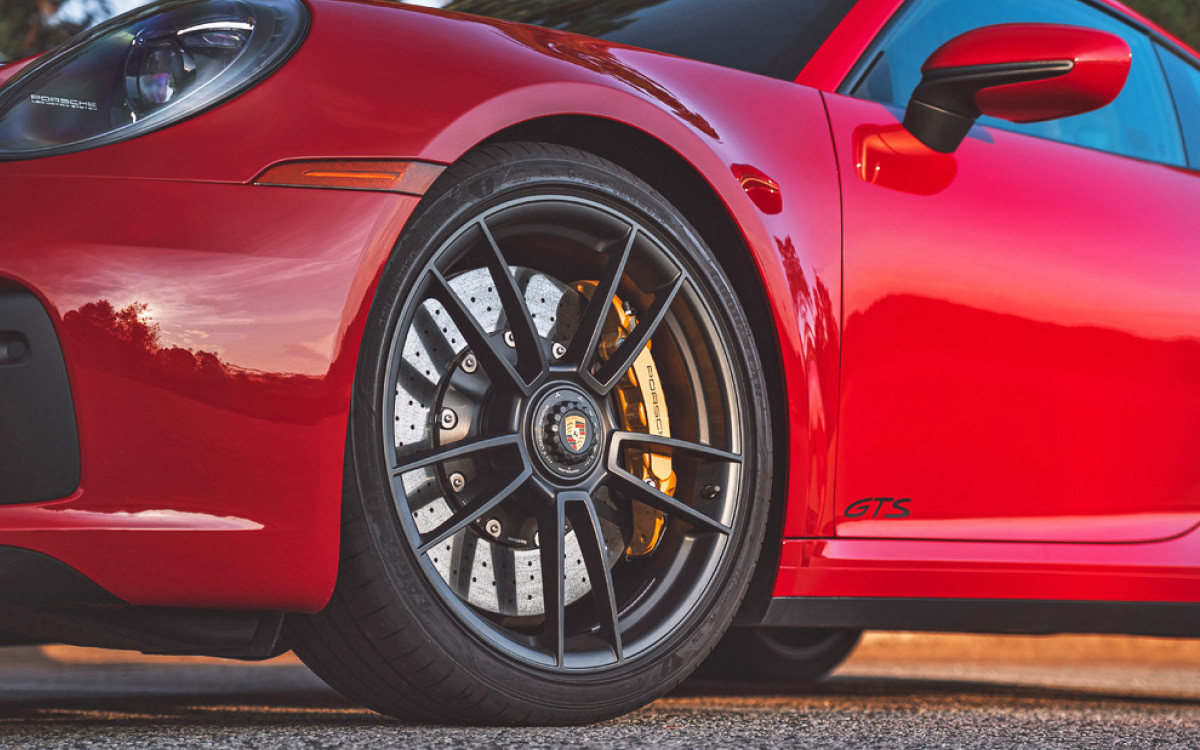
[823,0,1200,542]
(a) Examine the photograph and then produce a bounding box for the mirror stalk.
[906,61,1074,153]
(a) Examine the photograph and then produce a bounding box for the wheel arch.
[342,78,842,616]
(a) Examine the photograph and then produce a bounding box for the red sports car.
[1,0,1198,725]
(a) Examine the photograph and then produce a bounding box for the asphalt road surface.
[1,634,1199,748]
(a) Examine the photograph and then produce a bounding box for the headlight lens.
[0,0,307,160]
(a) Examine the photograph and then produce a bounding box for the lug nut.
[552,342,566,359]
[485,518,503,538]
[449,472,466,492]
[439,408,458,430]
[461,353,477,373]
[504,331,516,348]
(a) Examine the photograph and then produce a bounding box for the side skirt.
[759,597,1200,638]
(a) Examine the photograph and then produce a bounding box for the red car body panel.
[827,92,1200,546]
[1,0,1198,614]
[0,178,415,609]
[0,0,843,610]
[772,0,1200,602]
[775,531,1200,601]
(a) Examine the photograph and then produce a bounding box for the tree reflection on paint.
[63,299,331,421]
[445,0,668,39]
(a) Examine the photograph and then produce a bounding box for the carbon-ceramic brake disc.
[393,267,623,617]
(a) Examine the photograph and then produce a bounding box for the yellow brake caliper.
[573,282,676,557]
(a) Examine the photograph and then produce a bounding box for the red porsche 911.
[1,0,1198,725]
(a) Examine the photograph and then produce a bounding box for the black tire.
[697,627,862,685]
[285,142,773,725]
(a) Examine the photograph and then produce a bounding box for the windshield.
[0,0,154,62]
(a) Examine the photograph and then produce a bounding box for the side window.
[1157,45,1200,169]
[847,0,1186,167]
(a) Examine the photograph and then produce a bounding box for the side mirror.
[904,23,1132,153]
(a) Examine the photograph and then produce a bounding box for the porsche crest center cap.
[532,390,603,480]
[547,402,596,463]
[559,411,592,455]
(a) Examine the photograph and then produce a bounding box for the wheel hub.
[531,387,604,482]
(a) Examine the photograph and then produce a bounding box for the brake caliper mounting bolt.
[485,518,503,539]
[461,353,477,373]
[504,331,516,348]
[700,485,722,500]
[449,472,466,492]
[552,343,566,359]
[439,408,458,430]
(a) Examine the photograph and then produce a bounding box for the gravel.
[0,649,1198,749]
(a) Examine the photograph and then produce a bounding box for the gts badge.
[846,497,911,519]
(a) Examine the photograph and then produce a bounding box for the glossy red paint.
[0,0,842,609]
[826,90,1200,546]
[732,165,784,215]
[787,0,1200,604]
[0,0,1198,617]
[774,531,1200,601]
[925,23,1127,70]
[925,24,1132,123]
[853,123,957,195]
[0,176,415,609]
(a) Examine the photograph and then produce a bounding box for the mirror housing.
[904,23,1132,153]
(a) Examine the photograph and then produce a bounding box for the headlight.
[0,0,307,161]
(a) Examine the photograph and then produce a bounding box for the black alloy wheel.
[287,142,773,725]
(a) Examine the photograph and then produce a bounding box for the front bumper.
[0,174,418,611]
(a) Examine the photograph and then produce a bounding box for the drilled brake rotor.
[393,267,674,617]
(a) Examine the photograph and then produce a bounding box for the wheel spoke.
[564,228,635,369]
[592,272,685,394]
[537,499,567,668]
[477,220,547,381]
[415,463,533,554]
[392,434,523,476]
[383,194,748,674]
[606,467,732,536]
[428,269,531,396]
[609,431,742,464]
[562,492,622,662]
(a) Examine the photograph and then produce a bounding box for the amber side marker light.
[253,160,445,195]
